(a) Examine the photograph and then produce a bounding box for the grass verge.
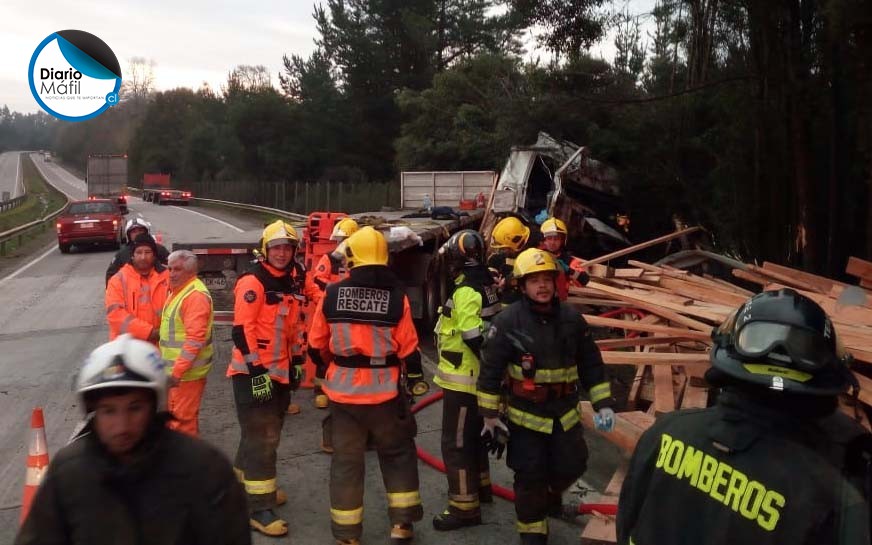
[0,154,68,255]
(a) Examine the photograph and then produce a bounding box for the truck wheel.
[59,243,71,254]
[423,257,443,328]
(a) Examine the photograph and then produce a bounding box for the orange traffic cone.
[155,231,164,245]
[20,408,49,525]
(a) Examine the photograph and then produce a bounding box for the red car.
[56,199,124,253]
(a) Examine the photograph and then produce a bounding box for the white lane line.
[0,243,58,287]
[14,153,21,198]
[178,206,245,233]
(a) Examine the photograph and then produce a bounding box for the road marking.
[14,153,21,198]
[178,206,245,233]
[0,243,58,287]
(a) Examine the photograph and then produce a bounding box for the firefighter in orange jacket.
[105,233,169,345]
[305,217,359,410]
[227,220,304,538]
[539,217,589,301]
[308,226,428,545]
[160,249,214,437]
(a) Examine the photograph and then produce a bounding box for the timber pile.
[574,235,872,544]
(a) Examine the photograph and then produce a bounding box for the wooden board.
[614,268,645,279]
[583,315,712,341]
[680,375,710,409]
[579,464,626,543]
[846,256,872,281]
[600,351,710,367]
[582,226,701,267]
[658,276,748,307]
[595,336,701,350]
[584,281,718,330]
[652,364,675,415]
[762,261,848,293]
[579,401,654,455]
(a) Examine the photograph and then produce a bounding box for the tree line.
[2,0,870,278]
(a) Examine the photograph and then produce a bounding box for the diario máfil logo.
[29,30,121,122]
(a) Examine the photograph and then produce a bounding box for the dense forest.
[2,0,870,277]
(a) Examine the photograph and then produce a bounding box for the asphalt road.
[0,159,621,544]
[0,152,23,201]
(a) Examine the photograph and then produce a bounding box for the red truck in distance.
[141,173,192,205]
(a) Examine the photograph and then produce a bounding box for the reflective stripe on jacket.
[160,277,214,381]
[106,263,169,344]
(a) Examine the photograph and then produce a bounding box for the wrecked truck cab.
[482,132,630,258]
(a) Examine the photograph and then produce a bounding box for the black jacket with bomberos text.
[617,389,871,545]
[15,421,250,545]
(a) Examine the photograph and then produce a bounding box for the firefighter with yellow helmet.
[477,248,615,545]
[539,217,590,301]
[227,220,304,537]
[487,216,531,306]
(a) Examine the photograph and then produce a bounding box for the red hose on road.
[412,390,618,516]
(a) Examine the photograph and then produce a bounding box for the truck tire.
[423,257,443,328]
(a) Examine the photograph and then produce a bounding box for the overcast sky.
[2,0,656,115]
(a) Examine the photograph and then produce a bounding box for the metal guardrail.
[127,187,308,222]
[0,195,26,213]
[0,200,69,256]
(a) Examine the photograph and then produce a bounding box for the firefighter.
[432,230,502,531]
[538,217,590,301]
[15,335,249,545]
[307,226,427,545]
[305,217,359,410]
[487,216,530,306]
[617,288,872,545]
[227,220,304,537]
[105,233,169,345]
[105,218,170,285]
[160,250,214,437]
[478,248,615,545]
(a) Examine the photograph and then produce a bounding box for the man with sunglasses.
[617,288,871,545]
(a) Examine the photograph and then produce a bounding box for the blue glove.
[594,408,615,432]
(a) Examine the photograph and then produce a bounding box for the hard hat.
[439,229,485,267]
[342,226,388,269]
[330,218,359,241]
[540,217,568,238]
[710,288,853,396]
[491,216,530,251]
[261,220,299,255]
[512,248,558,279]
[76,335,168,411]
[125,217,151,238]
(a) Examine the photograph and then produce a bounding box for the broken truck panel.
[482,131,629,258]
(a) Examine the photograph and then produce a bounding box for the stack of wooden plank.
[573,238,872,544]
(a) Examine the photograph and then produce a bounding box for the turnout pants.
[329,396,423,540]
[167,378,207,437]
[440,389,490,518]
[506,420,589,541]
[232,374,291,512]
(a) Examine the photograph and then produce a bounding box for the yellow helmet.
[491,216,530,251]
[342,226,388,269]
[540,217,568,237]
[261,220,299,255]
[330,218,359,241]
[513,248,558,279]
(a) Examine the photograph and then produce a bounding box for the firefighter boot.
[276,488,287,506]
[314,386,329,409]
[390,523,414,544]
[519,533,547,545]
[250,509,288,537]
[335,540,360,545]
[432,510,482,531]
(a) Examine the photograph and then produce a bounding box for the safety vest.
[160,278,214,380]
[434,272,501,394]
[314,271,415,405]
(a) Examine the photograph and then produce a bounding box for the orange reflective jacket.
[308,280,418,405]
[304,253,347,306]
[106,264,169,344]
[227,262,303,384]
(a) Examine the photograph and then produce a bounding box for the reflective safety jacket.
[160,277,214,381]
[477,297,613,434]
[304,253,348,306]
[106,264,169,344]
[227,262,303,384]
[617,390,872,545]
[308,266,420,405]
[486,251,520,306]
[552,251,587,301]
[434,267,501,394]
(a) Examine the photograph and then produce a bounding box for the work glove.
[289,364,303,391]
[594,407,616,433]
[250,367,274,403]
[481,417,510,459]
[406,373,429,397]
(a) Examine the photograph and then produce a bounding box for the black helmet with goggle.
[710,288,854,396]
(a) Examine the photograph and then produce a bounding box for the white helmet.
[125,218,152,238]
[76,335,168,411]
